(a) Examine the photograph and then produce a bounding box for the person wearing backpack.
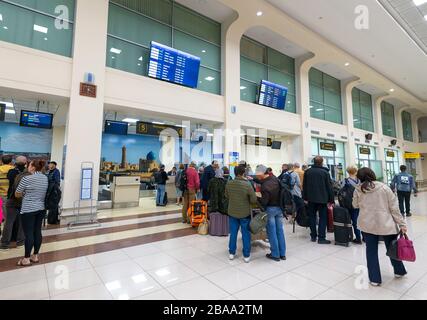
[302,156,335,244]
[340,166,362,244]
[283,164,304,219]
[256,164,287,262]
[175,164,185,205]
[46,161,61,225]
[154,165,169,207]
[390,165,418,217]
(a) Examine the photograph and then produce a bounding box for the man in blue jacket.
[391,165,418,217]
[200,161,219,201]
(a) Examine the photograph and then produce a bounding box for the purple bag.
[208,212,229,237]
[398,234,416,262]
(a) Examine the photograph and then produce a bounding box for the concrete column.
[50,126,66,172]
[295,53,316,164]
[61,0,109,217]
[342,78,360,167]
[373,95,389,178]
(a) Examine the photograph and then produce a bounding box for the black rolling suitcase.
[333,206,353,247]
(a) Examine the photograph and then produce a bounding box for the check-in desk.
[111,176,141,208]
[166,176,177,201]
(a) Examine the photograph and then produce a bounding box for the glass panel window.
[352,88,374,132]
[240,79,257,103]
[381,101,396,137]
[240,36,296,114]
[309,68,343,124]
[0,0,75,57]
[8,0,76,20]
[107,0,221,95]
[402,111,413,142]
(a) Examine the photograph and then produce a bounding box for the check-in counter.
[111,175,141,208]
[166,176,177,201]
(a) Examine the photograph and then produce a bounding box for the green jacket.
[225,177,257,219]
[208,177,228,214]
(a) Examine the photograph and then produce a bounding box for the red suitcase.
[327,203,335,233]
[208,212,229,237]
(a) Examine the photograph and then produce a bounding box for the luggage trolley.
[68,162,101,230]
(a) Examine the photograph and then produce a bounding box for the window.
[107,0,221,95]
[381,101,396,137]
[309,68,343,124]
[355,145,383,181]
[352,88,374,132]
[0,0,75,57]
[240,36,297,114]
[402,111,413,142]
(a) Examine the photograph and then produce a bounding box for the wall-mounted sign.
[136,121,183,138]
[243,135,273,147]
[359,147,371,155]
[386,151,395,158]
[404,152,421,159]
[80,83,97,98]
[320,142,337,151]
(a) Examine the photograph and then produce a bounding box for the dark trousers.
[0,206,25,245]
[397,191,411,215]
[293,195,305,213]
[363,232,407,284]
[307,202,327,240]
[350,208,361,241]
[21,210,45,258]
[47,208,60,225]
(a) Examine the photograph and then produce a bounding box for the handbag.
[197,216,209,236]
[397,233,416,262]
[386,238,400,261]
[250,209,268,235]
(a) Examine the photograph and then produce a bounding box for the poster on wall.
[229,152,239,179]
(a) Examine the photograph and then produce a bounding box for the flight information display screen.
[148,41,201,89]
[20,111,53,129]
[258,80,288,110]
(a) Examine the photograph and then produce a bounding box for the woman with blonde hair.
[342,165,362,244]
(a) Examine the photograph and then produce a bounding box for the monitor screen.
[20,111,53,129]
[105,120,128,135]
[271,141,282,150]
[258,80,288,110]
[148,41,201,89]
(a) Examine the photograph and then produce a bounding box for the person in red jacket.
[182,162,200,223]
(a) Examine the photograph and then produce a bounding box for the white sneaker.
[243,257,251,263]
[229,254,235,261]
[370,282,381,287]
[395,274,405,279]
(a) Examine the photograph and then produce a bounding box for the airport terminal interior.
[1,0,427,301]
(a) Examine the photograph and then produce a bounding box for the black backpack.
[45,181,62,211]
[281,171,295,191]
[179,169,188,192]
[295,205,310,228]
[279,179,296,216]
[338,179,355,210]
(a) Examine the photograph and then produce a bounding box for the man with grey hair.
[1,156,27,249]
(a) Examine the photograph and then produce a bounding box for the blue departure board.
[258,80,288,110]
[148,42,201,88]
[20,110,53,129]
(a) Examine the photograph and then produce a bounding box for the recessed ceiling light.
[414,0,427,6]
[110,47,121,54]
[344,62,350,67]
[5,109,15,114]
[33,24,48,34]
[152,121,165,125]
[138,56,143,61]
[316,108,324,112]
[205,76,215,81]
[122,118,139,123]
[424,14,427,21]
[389,89,395,92]
[44,37,48,41]
[202,50,206,53]
[240,86,247,90]
[0,14,3,21]
[256,11,263,16]
[3,26,8,30]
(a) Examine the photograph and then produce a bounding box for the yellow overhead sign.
[404,153,421,159]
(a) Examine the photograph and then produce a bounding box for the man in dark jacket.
[201,161,219,201]
[155,165,169,207]
[303,156,334,244]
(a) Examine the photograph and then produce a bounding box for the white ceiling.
[175,0,235,23]
[266,0,427,101]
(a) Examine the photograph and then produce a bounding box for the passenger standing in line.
[208,168,228,214]
[303,156,335,244]
[277,164,289,181]
[175,164,185,205]
[46,161,61,225]
[0,155,14,234]
[168,167,177,176]
[391,165,418,217]
[284,164,304,217]
[0,156,28,249]
[182,162,200,224]
[155,165,169,207]
[342,166,362,244]
[15,160,49,267]
[293,163,305,190]
[256,165,287,262]
[201,161,219,201]
[225,165,257,263]
[353,167,408,286]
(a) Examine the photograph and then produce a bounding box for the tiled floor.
[0,193,426,300]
